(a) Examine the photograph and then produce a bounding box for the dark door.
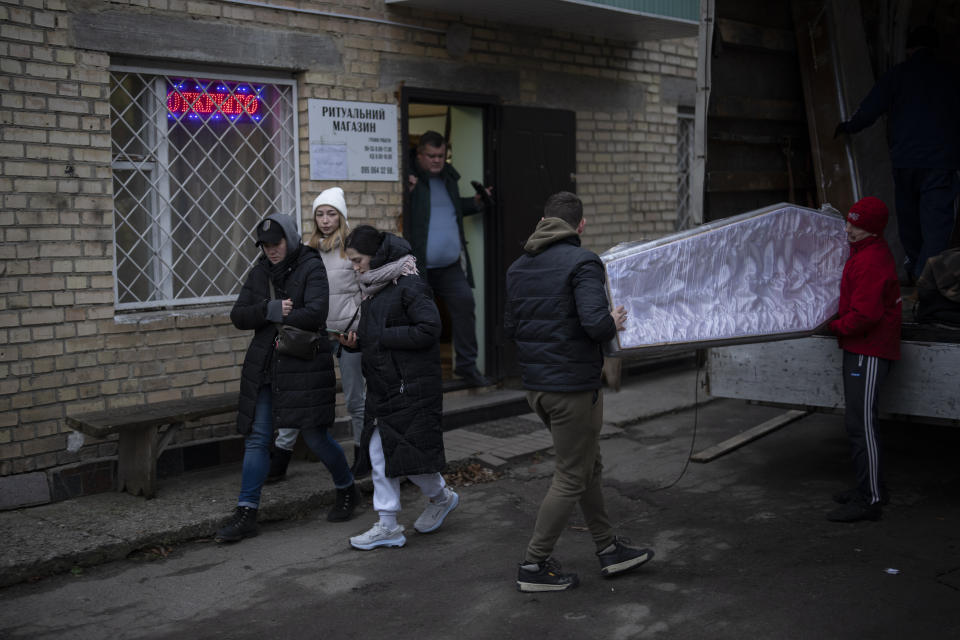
[491,105,576,379]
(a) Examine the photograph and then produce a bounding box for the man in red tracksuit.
[827,196,902,523]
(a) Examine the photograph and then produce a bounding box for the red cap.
[847,197,888,235]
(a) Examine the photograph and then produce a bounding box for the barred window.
[675,107,695,231]
[109,66,299,310]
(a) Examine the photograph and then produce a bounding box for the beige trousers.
[524,389,614,563]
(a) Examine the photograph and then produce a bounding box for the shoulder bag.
[269,281,323,360]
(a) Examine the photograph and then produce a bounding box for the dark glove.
[833,121,850,139]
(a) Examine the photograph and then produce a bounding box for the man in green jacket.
[407,130,492,387]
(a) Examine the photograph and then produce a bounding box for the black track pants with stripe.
[842,351,892,506]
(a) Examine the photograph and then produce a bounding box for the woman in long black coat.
[215,213,359,543]
[337,226,459,550]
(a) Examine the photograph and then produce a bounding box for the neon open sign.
[166,82,263,122]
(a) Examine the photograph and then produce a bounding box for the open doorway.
[404,97,493,384]
[401,89,577,384]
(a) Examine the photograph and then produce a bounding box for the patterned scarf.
[358,254,419,299]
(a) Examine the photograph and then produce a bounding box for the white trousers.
[369,428,445,515]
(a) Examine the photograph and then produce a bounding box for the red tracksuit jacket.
[829,235,902,360]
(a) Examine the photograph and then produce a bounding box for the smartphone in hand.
[471,181,493,210]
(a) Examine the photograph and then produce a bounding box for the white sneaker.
[350,522,406,550]
[414,488,459,533]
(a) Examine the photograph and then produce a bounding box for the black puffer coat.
[504,217,617,391]
[231,213,336,435]
[356,234,444,477]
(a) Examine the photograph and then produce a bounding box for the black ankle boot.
[266,448,293,483]
[327,483,360,522]
[215,506,259,543]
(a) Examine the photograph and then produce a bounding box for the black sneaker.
[215,506,259,543]
[266,448,293,484]
[597,536,654,577]
[516,557,579,593]
[826,499,882,523]
[832,487,889,506]
[327,483,361,522]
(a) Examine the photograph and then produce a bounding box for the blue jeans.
[338,348,366,444]
[238,385,354,509]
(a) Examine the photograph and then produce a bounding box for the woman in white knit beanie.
[267,187,368,509]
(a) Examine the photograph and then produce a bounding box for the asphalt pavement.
[0,360,705,589]
[1,361,959,639]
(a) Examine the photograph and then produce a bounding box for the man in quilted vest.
[505,191,655,592]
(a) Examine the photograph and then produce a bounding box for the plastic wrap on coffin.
[601,203,847,357]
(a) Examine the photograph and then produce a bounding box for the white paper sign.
[307,99,398,181]
[310,143,347,180]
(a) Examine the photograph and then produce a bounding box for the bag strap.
[269,277,324,339]
[343,305,360,333]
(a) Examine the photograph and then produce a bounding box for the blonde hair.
[309,209,350,257]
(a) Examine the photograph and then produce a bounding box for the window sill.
[113,304,234,327]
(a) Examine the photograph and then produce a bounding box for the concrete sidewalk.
[0,362,704,588]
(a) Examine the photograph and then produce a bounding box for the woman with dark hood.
[337,225,459,550]
[215,213,360,543]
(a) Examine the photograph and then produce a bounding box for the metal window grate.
[675,110,695,231]
[109,68,299,310]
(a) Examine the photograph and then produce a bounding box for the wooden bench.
[66,393,238,499]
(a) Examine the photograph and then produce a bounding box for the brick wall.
[0,0,697,492]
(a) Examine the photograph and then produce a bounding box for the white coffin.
[601,203,847,357]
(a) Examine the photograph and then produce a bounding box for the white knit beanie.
[312,187,347,220]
